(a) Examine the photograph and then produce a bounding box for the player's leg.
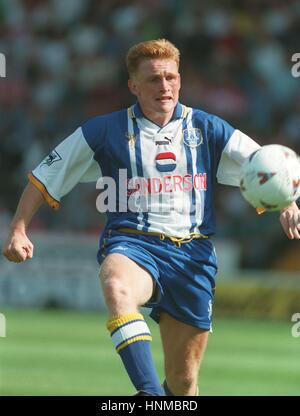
[159,311,209,396]
[100,253,164,395]
[100,252,154,315]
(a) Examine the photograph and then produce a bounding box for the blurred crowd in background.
[0,0,299,271]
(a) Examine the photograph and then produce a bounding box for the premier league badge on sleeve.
[182,128,203,148]
[41,150,62,166]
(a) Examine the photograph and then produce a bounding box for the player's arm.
[279,201,300,240]
[212,117,300,239]
[2,182,45,262]
[2,124,102,262]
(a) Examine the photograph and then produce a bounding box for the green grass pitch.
[0,308,299,396]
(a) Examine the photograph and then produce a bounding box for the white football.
[240,144,300,211]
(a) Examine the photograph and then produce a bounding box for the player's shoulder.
[80,108,128,150]
[189,107,235,137]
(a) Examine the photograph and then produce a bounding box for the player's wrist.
[9,221,27,235]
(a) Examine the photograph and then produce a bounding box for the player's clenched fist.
[2,230,34,263]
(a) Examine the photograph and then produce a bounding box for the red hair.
[126,39,180,77]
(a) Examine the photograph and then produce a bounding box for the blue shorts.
[97,229,217,331]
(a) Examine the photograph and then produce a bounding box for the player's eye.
[149,76,160,82]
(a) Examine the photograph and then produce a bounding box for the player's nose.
[159,78,169,92]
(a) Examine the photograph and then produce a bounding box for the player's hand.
[2,229,34,263]
[279,202,300,239]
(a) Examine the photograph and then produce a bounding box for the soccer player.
[2,39,300,396]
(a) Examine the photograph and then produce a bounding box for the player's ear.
[128,79,138,96]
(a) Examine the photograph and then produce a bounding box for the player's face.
[128,58,181,125]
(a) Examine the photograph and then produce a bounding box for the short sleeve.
[216,129,261,186]
[28,127,102,209]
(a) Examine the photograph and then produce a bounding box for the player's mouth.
[156,96,172,102]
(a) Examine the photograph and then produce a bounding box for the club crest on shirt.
[41,150,62,166]
[182,128,203,148]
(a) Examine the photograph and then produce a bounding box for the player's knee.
[101,274,133,308]
[175,373,195,391]
[167,368,198,395]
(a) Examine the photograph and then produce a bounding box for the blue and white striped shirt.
[29,102,259,237]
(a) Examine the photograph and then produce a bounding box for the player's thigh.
[99,253,155,306]
[159,311,209,376]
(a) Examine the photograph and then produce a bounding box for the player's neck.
[141,109,173,127]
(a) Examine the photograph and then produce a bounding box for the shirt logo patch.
[41,150,62,166]
[182,128,203,148]
[155,135,172,146]
[155,152,177,172]
[125,133,137,148]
